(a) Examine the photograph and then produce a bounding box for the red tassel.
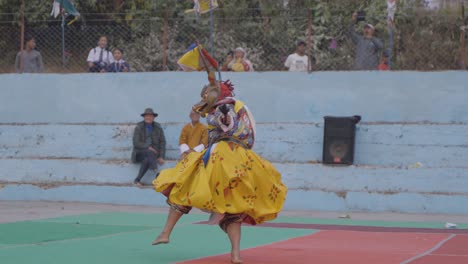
[201,48,219,69]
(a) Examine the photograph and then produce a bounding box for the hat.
[141,108,158,117]
[364,23,375,30]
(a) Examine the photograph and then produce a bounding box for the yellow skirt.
[153,141,287,225]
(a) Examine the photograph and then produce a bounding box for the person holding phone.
[349,12,383,70]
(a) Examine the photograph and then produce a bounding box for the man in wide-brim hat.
[131,107,166,186]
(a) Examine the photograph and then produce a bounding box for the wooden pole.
[459,0,466,69]
[307,8,312,73]
[19,0,25,73]
[162,9,168,71]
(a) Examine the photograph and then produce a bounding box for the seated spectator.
[179,110,208,159]
[131,108,166,186]
[107,48,130,73]
[221,50,234,71]
[227,47,254,72]
[378,51,390,71]
[284,40,309,72]
[15,35,44,73]
[87,36,114,73]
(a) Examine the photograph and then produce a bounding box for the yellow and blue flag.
[178,44,219,72]
[186,0,219,14]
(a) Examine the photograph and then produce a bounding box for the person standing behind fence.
[284,40,309,72]
[87,36,114,73]
[107,48,130,73]
[15,36,44,73]
[227,47,254,72]
[349,12,383,70]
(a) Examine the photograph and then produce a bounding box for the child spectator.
[15,35,44,73]
[87,36,114,73]
[107,48,130,73]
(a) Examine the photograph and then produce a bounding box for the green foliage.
[0,0,465,72]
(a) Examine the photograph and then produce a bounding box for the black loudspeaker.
[322,115,361,165]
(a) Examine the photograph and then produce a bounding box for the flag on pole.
[185,0,219,14]
[51,0,80,24]
[387,0,397,26]
[178,44,218,72]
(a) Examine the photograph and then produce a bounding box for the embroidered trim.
[166,199,192,214]
[219,213,243,233]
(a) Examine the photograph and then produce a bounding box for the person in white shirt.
[284,40,309,72]
[87,36,114,72]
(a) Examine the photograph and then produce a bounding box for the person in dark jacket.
[131,108,166,186]
[349,12,383,70]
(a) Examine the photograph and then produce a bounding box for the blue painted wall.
[0,72,467,214]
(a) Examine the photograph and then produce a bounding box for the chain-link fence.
[1,5,467,73]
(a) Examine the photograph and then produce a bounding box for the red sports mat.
[409,235,468,264]
[180,230,449,264]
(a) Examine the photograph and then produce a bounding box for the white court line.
[400,234,456,264]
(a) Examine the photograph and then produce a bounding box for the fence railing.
[0,9,466,73]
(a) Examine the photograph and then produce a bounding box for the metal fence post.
[388,26,393,70]
[307,8,312,73]
[61,14,66,69]
[162,9,168,71]
[209,0,214,55]
[19,0,25,73]
[459,0,466,69]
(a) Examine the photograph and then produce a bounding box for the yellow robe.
[179,122,208,150]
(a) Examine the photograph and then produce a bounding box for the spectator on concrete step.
[15,35,44,73]
[178,110,208,159]
[131,108,166,186]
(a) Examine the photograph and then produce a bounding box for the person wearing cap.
[227,47,254,72]
[131,108,166,186]
[178,110,208,159]
[284,40,309,72]
[15,35,44,73]
[350,12,383,70]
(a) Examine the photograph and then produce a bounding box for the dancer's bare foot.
[231,250,242,264]
[151,233,170,246]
